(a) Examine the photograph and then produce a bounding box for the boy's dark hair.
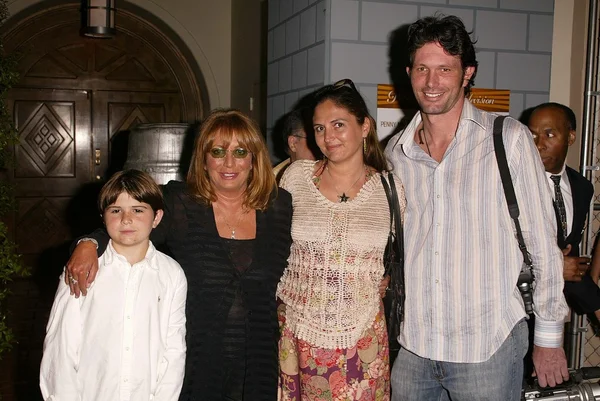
[531,102,577,131]
[407,14,478,94]
[98,169,164,214]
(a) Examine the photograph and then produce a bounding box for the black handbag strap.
[381,176,394,238]
[381,172,405,324]
[380,172,404,272]
[492,116,532,267]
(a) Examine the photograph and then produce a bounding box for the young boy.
[40,169,187,401]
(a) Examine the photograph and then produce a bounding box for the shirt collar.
[459,99,488,131]
[104,240,158,269]
[545,164,567,181]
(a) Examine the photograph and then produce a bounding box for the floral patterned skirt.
[277,302,390,401]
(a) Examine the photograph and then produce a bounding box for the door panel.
[0,5,203,399]
[2,89,92,401]
[10,88,92,196]
[9,88,92,254]
[93,90,182,179]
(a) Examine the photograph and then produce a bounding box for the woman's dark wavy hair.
[312,83,388,173]
[407,15,478,95]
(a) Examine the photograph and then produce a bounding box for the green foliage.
[0,0,27,362]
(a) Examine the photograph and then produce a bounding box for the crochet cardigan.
[277,160,404,349]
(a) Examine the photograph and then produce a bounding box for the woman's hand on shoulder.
[64,241,99,297]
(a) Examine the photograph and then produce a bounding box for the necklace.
[418,128,432,157]
[214,204,245,239]
[326,164,365,202]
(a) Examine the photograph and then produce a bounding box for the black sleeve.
[280,189,293,257]
[71,228,110,256]
[150,181,178,245]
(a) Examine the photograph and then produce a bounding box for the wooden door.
[1,88,92,401]
[0,4,205,400]
[2,87,184,401]
[9,88,92,261]
[93,90,182,180]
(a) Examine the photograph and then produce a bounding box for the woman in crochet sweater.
[277,79,406,401]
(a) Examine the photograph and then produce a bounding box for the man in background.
[528,102,598,321]
[272,109,316,181]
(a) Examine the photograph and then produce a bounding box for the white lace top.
[277,160,405,349]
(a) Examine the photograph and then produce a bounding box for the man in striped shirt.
[385,15,569,401]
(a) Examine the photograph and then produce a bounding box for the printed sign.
[376,84,510,140]
[468,88,510,114]
[376,84,406,140]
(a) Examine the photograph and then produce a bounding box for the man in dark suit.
[528,102,600,319]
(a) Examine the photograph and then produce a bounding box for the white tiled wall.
[331,0,359,40]
[477,11,529,50]
[361,3,418,42]
[267,0,555,156]
[267,0,326,157]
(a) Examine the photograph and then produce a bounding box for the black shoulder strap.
[380,173,404,265]
[381,175,394,236]
[388,173,404,262]
[381,172,406,324]
[492,116,532,267]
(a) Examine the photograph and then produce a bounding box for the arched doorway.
[0,3,207,399]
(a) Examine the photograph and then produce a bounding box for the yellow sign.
[377,84,510,112]
[377,84,400,109]
[468,88,510,113]
[376,84,511,140]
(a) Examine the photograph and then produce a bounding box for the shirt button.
[437,195,440,198]
[124,379,128,383]
[435,279,439,283]
[125,347,130,351]
[435,251,439,255]
[127,315,131,320]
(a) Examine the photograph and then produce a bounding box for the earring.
[363,137,367,153]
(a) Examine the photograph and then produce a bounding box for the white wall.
[267,0,557,129]
[266,0,326,158]
[231,0,264,124]
[329,0,555,120]
[549,0,588,169]
[6,0,233,110]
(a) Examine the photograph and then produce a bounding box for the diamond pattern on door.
[16,103,74,177]
[111,105,151,136]
[16,197,70,254]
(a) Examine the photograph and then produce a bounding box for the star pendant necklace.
[326,164,365,203]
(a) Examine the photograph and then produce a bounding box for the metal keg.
[124,123,191,185]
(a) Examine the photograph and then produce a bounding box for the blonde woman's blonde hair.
[186,108,276,210]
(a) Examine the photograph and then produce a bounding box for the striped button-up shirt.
[385,100,568,363]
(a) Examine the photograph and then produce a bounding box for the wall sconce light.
[81,0,116,38]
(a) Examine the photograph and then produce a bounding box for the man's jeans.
[391,319,529,401]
